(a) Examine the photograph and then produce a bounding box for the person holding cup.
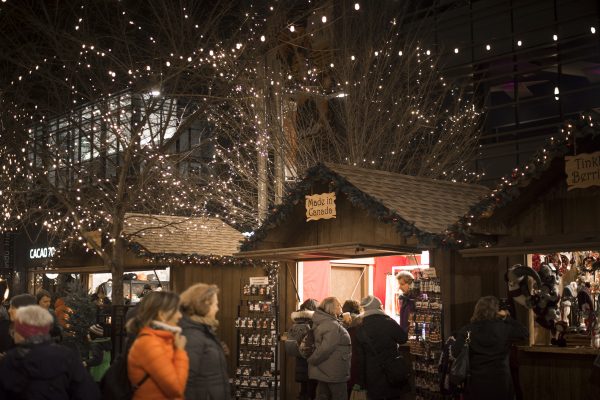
[126,291,189,400]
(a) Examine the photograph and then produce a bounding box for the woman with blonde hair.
[127,291,188,400]
[453,295,528,400]
[179,283,230,400]
[307,296,352,400]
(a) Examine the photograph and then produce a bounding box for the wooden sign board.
[305,192,337,222]
[565,151,600,190]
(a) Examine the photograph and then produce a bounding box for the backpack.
[100,335,148,400]
[298,328,316,359]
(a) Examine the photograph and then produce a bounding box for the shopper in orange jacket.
[126,291,189,400]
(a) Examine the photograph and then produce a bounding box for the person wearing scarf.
[179,283,230,400]
[126,291,189,400]
[0,305,99,400]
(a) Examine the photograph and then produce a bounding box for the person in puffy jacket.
[127,291,189,400]
[287,298,319,400]
[0,305,100,400]
[179,283,230,400]
[308,296,352,400]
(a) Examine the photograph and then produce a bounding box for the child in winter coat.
[83,323,112,382]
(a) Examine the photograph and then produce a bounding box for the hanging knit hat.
[360,295,383,311]
[89,324,104,337]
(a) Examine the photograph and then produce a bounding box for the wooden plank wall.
[518,351,598,399]
[250,185,413,251]
[279,261,301,400]
[170,262,271,377]
[435,249,519,336]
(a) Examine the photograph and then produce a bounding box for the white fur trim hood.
[291,310,314,321]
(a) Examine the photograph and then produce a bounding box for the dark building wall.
[407,0,600,185]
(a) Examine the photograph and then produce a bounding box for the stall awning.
[460,235,600,257]
[236,242,421,261]
[30,264,169,274]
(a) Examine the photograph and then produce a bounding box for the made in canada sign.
[565,151,600,190]
[305,192,337,222]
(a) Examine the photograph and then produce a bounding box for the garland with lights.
[241,163,452,252]
[455,114,600,247]
[128,241,277,268]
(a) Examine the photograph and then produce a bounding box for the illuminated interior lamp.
[421,250,430,266]
[45,273,59,280]
[554,86,560,100]
[592,27,597,34]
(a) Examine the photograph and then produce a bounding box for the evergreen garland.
[455,114,600,247]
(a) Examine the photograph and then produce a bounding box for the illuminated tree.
[0,0,291,302]
[0,1,484,305]
[208,1,483,224]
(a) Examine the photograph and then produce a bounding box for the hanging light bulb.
[354,3,360,10]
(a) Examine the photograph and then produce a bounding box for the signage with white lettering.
[305,192,337,222]
[565,151,600,190]
[29,247,56,259]
[249,276,269,286]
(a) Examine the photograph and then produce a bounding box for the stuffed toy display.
[560,282,578,326]
[506,263,561,332]
[577,283,595,334]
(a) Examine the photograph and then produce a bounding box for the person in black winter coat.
[0,305,100,400]
[180,283,230,400]
[355,295,408,400]
[287,298,319,400]
[452,296,528,400]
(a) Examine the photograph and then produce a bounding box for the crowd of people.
[288,293,410,400]
[287,272,529,400]
[0,283,231,400]
[0,272,528,400]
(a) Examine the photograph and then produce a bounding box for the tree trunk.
[109,238,125,305]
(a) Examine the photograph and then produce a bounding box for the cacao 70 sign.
[565,151,600,190]
[305,192,337,222]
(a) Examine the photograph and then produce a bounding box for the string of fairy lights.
[0,0,597,268]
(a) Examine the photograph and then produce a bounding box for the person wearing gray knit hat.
[355,295,408,399]
[359,295,383,312]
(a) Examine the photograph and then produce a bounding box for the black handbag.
[381,353,410,386]
[449,330,471,386]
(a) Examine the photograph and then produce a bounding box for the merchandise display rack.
[408,274,444,400]
[233,272,279,400]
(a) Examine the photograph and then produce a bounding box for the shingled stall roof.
[324,163,489,235]
[241,163,489,254]
[124,213,243,257]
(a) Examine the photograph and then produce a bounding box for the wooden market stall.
[458,120,600,399]
[237,162,489,399]
[28,212,275,380]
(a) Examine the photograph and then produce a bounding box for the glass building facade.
[413,0,600,184]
